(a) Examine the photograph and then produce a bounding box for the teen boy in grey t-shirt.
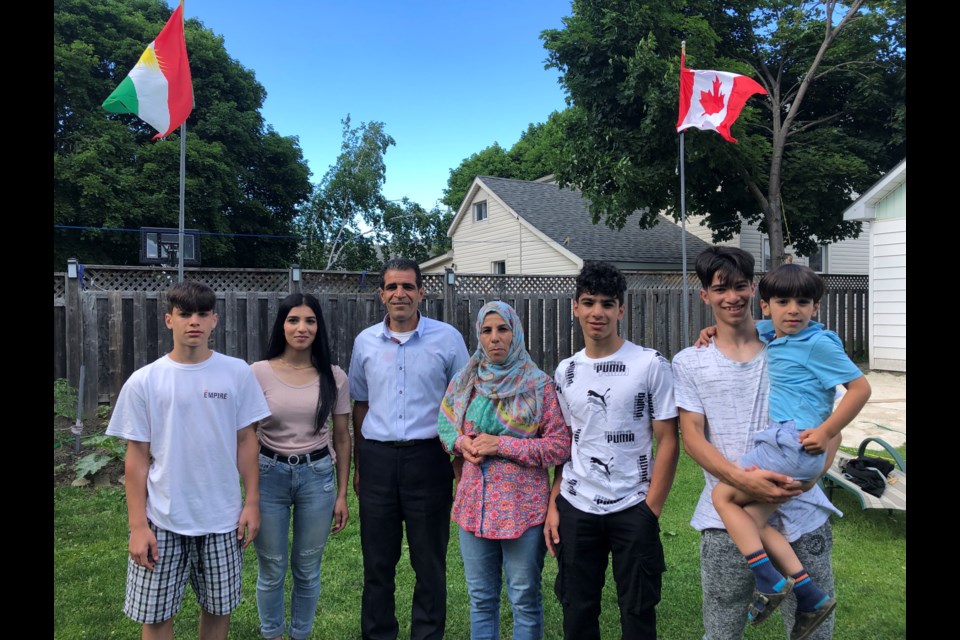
[672,247,840,640]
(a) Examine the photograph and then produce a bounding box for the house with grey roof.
[420,175,713,275]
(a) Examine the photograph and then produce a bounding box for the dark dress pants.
[554,495,666,640]
[358,437,454,640]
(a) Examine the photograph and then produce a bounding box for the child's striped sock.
[790,569,831,613]
[746,549,788,594]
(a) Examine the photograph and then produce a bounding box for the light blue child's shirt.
[756,319,864,430]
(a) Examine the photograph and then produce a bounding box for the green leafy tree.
[442,143,518,210]
[509,111,572,182]
[380,199,454,265]
[297,117,451,271]
[297,116,394,271]
[541,0,905,266]
[441,110,572,210]
[54,0,312,268]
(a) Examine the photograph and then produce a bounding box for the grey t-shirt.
[672,341,840,542]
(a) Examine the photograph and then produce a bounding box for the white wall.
[823,222,871,274]
[419,254,453,274]
[682,215,730,246]
[869,216,906,371]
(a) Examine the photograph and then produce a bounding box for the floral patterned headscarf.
[438,301,550,450]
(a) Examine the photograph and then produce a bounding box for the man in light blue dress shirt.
[348,258,469,640]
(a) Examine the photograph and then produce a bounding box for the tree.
[509,111,573,182]
[442,110,573,209]
[442,143,517,210]
[54,0,312,268]
[379,199,454,265]
[541,0,905,266]
[297,117,452,271]
[296,116,393,271]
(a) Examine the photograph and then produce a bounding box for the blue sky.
[183,0,573,211]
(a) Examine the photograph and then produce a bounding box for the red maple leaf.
[700,75,726,115]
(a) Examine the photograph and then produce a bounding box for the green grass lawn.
[53,449,905,639]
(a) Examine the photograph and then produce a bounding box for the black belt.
[259,444,329,465]
[368,437,436,448]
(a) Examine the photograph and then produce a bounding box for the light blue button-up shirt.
[348,313,469,442]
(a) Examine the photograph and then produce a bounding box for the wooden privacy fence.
[53,266,868,412]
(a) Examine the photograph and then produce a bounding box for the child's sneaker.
[790,596,837,640]
[747,577,795,625]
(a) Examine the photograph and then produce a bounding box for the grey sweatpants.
[700,521,835,640]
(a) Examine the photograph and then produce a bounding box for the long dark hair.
[264,293,337,435]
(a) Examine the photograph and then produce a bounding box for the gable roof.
[843,158,906,221]
[460,175,713,270]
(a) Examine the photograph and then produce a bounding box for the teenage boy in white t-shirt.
[106,281,270,640]
[544,261,680,639]
[672,247,842,640]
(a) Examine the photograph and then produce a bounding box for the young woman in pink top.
[439,301,571,640]
[250,293,352,640]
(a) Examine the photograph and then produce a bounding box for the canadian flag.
[676,51,766,143]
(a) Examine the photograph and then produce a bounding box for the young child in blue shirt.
[712,263,872,640]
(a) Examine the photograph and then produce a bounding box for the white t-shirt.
[107,352,271,535]
[553,341,678,515]
[672,342,840,541]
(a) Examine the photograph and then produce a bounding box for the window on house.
[761,237,772,272]
[807,245,827,273]
[474,201,488,222]
[492,260,506,274]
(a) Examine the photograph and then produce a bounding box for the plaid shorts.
[123,520,244,624]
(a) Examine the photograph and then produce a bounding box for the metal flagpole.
[680,130,688,345]
[177,1,186,283]
[679,41,689,345]
[178,120,186,283]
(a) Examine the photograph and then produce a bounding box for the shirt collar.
[376,311,425,340]
[764,319,825,344]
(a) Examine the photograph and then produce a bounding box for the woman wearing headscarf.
[439,301,571,640]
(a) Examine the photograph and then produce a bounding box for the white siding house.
[843,159,906,372]
[680,215,870,274]
[421,176,713,274]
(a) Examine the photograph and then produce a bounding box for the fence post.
[443,268,456,326]
[64,258,82,389]
[108,291,125,408]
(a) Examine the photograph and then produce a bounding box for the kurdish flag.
[103,4,193,139]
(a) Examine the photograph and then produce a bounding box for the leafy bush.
[83,435,125,459]
[54,378,78,422]
[73,435,126,482]
[74,453,114,481]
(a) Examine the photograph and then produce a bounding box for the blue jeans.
[458,524,546,640]
[254,452,336,640]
